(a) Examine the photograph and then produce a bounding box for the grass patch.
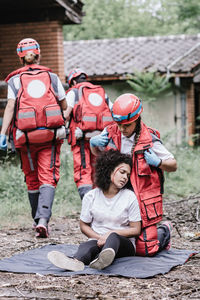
[0,154,29,227]
[164,145,200,200]
[0,142,81,227]
[53,142,81,216]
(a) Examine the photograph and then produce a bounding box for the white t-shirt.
[120,132,174,160]
[66,89,113,109]
[80,187,141,248]
[7,72,66,101]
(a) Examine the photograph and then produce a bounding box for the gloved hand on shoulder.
[144,148,161,167]
[75,127,83,140]
[0,134,7,151]
[90,131,109,147]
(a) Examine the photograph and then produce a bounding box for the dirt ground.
[0,197,199,300]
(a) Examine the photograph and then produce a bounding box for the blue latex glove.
[90,131,109,147]
[144,148,161,167]
[0,134,7,151]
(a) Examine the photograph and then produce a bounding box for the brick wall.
[187,83,195,145]
[0,21,65,82]
[0,82,7,128]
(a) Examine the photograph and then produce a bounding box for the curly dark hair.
[95,149,132,192]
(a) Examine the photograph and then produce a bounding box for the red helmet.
[112,93,143,124]
[17,38,40,58]
[67,68,88,85]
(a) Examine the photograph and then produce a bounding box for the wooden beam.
[87,73,195,82]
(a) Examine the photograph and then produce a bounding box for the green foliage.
[177,0,200,32]
[127,71,171,102]
[164,145,200,200]
[0,142,81,227]
[63,0,200,41]
[0,155,28,226]
[53,143,81,216]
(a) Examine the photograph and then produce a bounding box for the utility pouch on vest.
[137,154,152,176]
[44,104,64,128]
[100,112,114,130]
[136,225,159,256]
[82,112,97,131]
[17,107,37,130]
[13,126,66,148]
[17,104,64,130]
[74,105,97,131]
[140,191,163,227]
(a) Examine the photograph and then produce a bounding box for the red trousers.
[72,141,96,189]
[20,142,62,191]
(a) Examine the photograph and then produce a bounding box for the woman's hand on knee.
[97,232,111,247]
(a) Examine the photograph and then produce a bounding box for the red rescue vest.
[67,82,113,146]
[7,65,65,148]
[106,121,164,228]
[5,64,52,82]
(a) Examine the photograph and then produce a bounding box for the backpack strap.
[24,133,34,171]
[105,94,110,106]
[79,139,86,169]
[148,127,162,143]
[151,133,162,144]
[158,168,164,194]
[71,87,81,104]
[8,121,16,154]
[49,73,58,95]
[143,228,149,256]
[50,129,58,184]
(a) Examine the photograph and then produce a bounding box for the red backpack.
[10,68,65,148]
[71,82,113,132]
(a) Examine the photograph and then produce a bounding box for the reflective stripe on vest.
[46,110,61,117]
[18,111,35,119]
[82,116,97,122]
[102,116,113,122]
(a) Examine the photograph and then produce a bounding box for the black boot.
[28,191,39,228]
[78,185,92,200]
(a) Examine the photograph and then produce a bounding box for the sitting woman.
[48,149,141,271]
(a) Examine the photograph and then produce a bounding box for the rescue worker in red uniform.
[90,93,177,256]
[65,69,113,200]
[0,38,67,238]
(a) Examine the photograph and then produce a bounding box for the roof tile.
[64,34,200,77]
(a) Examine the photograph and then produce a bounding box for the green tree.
[64,0,173,40]
[177,0,200,32]
[127,71,172,102]
[63,0,199,41]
